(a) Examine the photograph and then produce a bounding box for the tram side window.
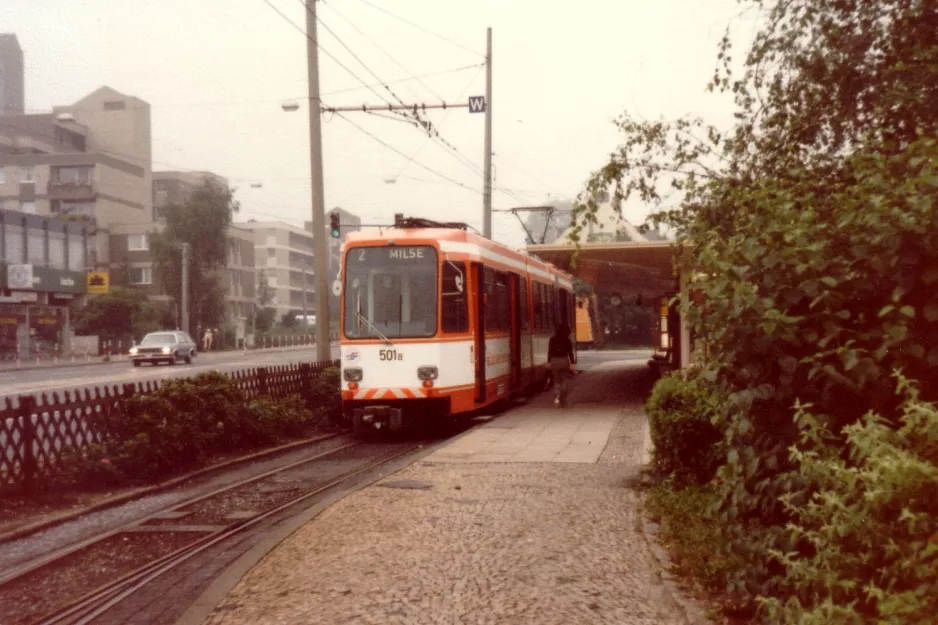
[484,267,498,331]
[519,277,530,332]
[532,283,543,331]
[442,261,468,333]
[493,272,510,331]
[547,286,557,332]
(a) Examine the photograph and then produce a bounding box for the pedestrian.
[548,322,576,407]
[203,328,213,352]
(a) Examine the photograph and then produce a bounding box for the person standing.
[547,322,576,407]
[203,328,213,352]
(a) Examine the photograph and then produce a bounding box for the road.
[0,346,339,400]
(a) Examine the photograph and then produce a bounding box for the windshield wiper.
[356,295,392,345]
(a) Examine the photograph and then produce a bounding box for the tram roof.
[345,228,574,281]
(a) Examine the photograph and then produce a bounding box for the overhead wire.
[352,0,484,58]
[265,0,493,199]
[260,0,399,112]
[322,1,446,102]
[306,0,485,179]
[333,112,482,195]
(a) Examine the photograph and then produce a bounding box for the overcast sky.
[4,0,754,247]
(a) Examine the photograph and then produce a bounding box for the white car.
[129,331,198,366]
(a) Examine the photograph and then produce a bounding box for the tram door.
[473,262,487,404]
[509,274,521,393]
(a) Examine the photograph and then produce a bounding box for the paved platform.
[427,399,618,464]
[191,356,703,625]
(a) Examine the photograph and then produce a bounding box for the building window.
[155,180,167,192]
[53,166,93,185]
[67,232,84,270]
[267,234,277,247]
[27,228,44,264]
[103,100,126,111]
[268,275,278,287]
[49,230,67,270]
[58,201,95,216]
[4,225,24,264]
[130,267,152,285]
[127,234,149,251]
[21,166,36,183]
[20,201,37,214]
[267,248,276,266]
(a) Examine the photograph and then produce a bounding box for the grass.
[644,481,756,622]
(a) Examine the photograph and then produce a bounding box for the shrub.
[58,369,337,489]
[759,376,938,624]
[645,369,724,485]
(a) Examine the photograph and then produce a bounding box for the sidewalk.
[191,360,704,625]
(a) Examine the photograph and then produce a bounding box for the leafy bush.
[645,369,724,485]
[59,370,336,489]
[759,376,938,624]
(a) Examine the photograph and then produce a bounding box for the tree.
[73,288,174,343]
[151,179,238,334]
[570,0,938,614]
[252,269,277,333]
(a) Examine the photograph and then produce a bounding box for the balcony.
[48,181,97,202]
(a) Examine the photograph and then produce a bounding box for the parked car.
[129,331,198,367]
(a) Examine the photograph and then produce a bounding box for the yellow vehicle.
[575,295,597,349]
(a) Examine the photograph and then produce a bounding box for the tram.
[574,295,598,349]
[337,217,575,434]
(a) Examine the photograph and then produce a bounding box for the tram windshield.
[343,245,438,339]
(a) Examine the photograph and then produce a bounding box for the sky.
[3,0,755,248]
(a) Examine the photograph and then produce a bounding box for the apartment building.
[0,86,153,268]
[0,34,25,116]
[239,220,317,320]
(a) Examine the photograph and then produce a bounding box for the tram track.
[0,437,429,625]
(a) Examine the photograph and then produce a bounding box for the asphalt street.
[0,346,339,400]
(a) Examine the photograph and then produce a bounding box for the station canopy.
[526,240,676,301]
[522,200,679,301]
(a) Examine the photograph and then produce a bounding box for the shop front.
[0,264,86,358]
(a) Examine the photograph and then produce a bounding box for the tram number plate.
[379,349,403,361]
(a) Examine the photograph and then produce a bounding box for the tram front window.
[343,246,438,339]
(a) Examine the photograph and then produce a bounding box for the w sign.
[468,96,486,113]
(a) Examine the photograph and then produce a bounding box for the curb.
[636,415,712,625]
[0,431,345,545]
[638,492,713,625]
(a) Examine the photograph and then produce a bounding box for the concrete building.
[305,206,361,315]
[0,34,24,116]
[0,207,95,356]
[0,86,153,268]
[239,219,317,320]
[153,170,229,222]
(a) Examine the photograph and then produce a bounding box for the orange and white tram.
[338,217,576,434]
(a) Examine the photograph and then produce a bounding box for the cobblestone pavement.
[202,361,692,625]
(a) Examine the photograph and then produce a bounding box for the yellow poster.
[86,272,110,294]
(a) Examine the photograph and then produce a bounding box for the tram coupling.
[353,405,404,434]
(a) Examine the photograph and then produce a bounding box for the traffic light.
[329,212,340,238]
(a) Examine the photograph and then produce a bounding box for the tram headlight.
[344,367,363,382]
[417,366,438,381]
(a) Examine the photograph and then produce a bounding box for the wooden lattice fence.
[0,360,338,493]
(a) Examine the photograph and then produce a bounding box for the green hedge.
[59,369,340,488]
[645,370,724,485]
